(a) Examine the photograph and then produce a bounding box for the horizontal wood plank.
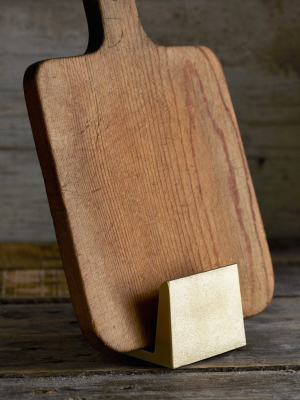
[0,243,69,300]
[0,296,299,376]
[0,371,299,400]
[1,0,300,240]
[0,243,61,269]
[0,242,298,396]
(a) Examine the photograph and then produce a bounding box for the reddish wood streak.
[197,47,270,300]
[183,60,221,265]
[183,58,255,312]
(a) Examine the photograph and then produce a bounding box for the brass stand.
[127,264,246,368]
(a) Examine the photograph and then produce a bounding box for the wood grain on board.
[24,0,274,352]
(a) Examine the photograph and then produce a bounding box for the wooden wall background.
[1,0,299,241]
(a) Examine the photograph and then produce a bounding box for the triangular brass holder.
[127,264,246,368]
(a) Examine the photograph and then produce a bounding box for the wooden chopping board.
[24,0,274,353]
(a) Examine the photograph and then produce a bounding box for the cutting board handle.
[83,0,148,52]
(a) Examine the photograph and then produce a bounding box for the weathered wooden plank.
[0,268,68,299]
[0,151,53,242]
[0,243,67,298]
[0,243,61,269]
[274,265,300,297]
[0,243,68,299]
[0,371,299,400]
[0,297,299,376]
[248,157,300,238]
[1,0,300,240]
[0,0,87,146]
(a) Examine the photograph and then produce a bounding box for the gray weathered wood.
[0,244,299,397]
[274,264,300,297]
[0,296,299,376]
[0,0,300,240]
[0,371,299,400]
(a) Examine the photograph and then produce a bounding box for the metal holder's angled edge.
[126,264,246,369]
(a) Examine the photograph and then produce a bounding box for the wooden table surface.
[0,243,299,399]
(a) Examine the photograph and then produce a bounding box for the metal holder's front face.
[127,264,246,369]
